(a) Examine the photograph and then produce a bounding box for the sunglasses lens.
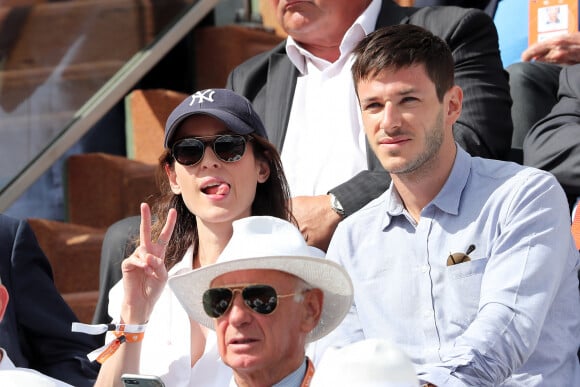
[172,138,204,166]
[242,285,278,315]
[214,135,246,163]
[203,288,233,318]
[203,285,279,318]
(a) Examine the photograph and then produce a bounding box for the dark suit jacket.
[413,0,499,18]
[523,64,580,211]
[0,214,99,386]
[227,0,512,216]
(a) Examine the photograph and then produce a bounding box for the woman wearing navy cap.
[93,89,292,387]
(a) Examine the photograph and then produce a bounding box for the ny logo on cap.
[189,89,215,105]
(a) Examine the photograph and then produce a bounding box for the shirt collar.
[0,349,15,370]
[168,245,194,276]
[382,144,471,228]
[432,145,471,216]
[285,0,381,74]
[273,357,308,387]
[229,358,308,387]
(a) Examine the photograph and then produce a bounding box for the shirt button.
[423,310,433,318]
[421,265,429,273]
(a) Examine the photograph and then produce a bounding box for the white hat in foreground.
[310,339,420,386]
[168,216,354,342]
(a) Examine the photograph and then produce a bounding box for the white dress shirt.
[281,0,381,196]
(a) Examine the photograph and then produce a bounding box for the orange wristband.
[94,330,145,364]
[95,335,126,364]
[113,330,145,343]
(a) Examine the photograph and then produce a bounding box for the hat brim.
[164,109,256,148]
[168,255,353,342]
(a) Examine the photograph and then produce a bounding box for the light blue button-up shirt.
[318,146,580,386]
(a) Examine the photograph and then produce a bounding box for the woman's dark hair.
[149,132,293,270]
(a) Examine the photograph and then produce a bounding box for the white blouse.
[107,247,232,386]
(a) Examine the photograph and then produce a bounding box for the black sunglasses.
[202,284,301,318]
[171,134,249,166]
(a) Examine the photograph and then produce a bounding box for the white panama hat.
[168,216,354,342]
[310,339,420,387]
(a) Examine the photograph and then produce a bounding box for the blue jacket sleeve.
[0,214,100,386]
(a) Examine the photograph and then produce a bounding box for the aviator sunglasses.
[202,284,303,318]
[171,134,249,166]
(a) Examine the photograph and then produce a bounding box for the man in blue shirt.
[316,24,580,386]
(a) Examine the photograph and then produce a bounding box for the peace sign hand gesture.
[120,202,177,324]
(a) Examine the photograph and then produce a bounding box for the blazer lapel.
[264,52,298,151]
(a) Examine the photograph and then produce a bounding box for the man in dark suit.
[523,63,580,213]
[0,213,100,386]
[227,0,512,249]
[508,32,580,164]
[93,0,512,325]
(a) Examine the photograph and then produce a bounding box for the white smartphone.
[121,374,165,387]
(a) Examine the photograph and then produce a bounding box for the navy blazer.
[0,214,99,386]
[227,0,512,216]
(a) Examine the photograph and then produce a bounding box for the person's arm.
[95,204,175,387]
[523,64,580,208]
[2,216,100,387]
[417,171,578,386]
[328,169,389,217]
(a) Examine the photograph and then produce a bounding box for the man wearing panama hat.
[168,215,353,387]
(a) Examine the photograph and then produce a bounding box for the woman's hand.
[120,203,177,324]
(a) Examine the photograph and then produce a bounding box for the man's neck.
[294,0,373,63]
[298,42,342,63]
[391,146,457,223]
[194,220,235,268]
[233,357,305,387]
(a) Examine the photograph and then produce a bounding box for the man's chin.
[225,354,264,373]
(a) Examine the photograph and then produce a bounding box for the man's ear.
[445,85,463,126]
[0,285,9,322]
[300,288,324,333]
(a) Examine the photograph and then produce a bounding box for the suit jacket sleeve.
[523,63,580,204]
[0,215,100,386]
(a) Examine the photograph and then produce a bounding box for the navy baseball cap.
[164,88,268,148]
